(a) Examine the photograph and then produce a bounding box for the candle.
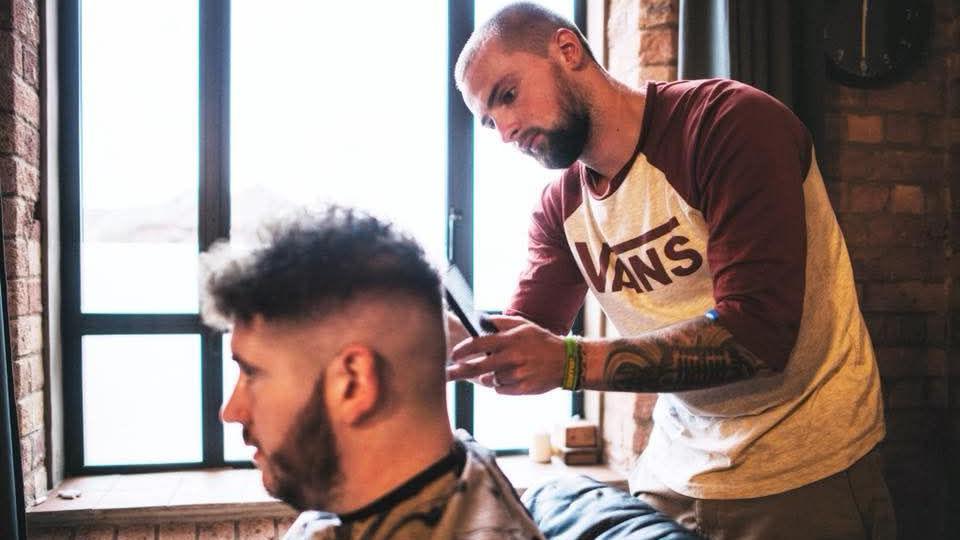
[530,431,552,463]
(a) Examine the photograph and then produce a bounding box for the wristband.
[561,336,583,391]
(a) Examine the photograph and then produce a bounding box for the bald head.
[455,2,594,90]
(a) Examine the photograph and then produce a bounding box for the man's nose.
[493,114,520,144]
[220,383,246,424]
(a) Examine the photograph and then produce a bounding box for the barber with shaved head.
[448,3,894,539]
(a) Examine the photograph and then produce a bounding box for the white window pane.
[81,243,198,314]
[230,1,447,266]
[473,386,571,450]
[473,132,560,311]
[223,334,254,462]
[80,1,199,313]
[472,0,578,451]
[447,382,457,431]
[83,335,202,466]
[472,0,577,311]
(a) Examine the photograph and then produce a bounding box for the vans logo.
[574,217,703,294]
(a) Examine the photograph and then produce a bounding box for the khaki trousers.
[632,448,896,540]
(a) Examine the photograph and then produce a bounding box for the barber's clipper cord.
[561,337,583,391]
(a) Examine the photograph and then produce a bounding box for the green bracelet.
[561,336,583,391]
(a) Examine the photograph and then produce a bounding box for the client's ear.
[326,344,381,426]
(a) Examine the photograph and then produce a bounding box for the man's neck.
[331,417,456,515]
[578,74,648,181]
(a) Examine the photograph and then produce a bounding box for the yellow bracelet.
[561,336,583,391]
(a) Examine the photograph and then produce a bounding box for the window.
[60,0,585,473]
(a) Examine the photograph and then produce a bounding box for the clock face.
[824,0,932,88]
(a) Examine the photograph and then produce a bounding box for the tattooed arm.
[447,314,769,395]
[581,316,769,392]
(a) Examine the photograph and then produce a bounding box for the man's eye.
[239,364,259,378]
[502,88,516,104]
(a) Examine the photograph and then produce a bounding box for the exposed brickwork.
[0,0,44,508]
[276,517,296,539]
[237,518,276,540]
[29,517,302,540]
[27,526,73,540]
[600,391,642,472]
[198,521,237,540]
[116,525,154,540]
[847,114,884,143]
[606,0,642,87]
[158,522,197,540]
[816,0,958,535]
[606,0,678,88]
[74,526,116,540]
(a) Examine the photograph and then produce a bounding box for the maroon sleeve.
[696,82,810,371]
[505,169,588,335]
[645,80,810,371]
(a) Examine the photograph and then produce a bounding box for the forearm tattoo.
[601,317,767,392]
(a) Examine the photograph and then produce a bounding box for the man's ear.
[326,344,382,426]
[553,28,587,69]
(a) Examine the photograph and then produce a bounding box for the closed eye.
[234,356,261,378]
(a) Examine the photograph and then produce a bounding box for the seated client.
[200,206,543,539]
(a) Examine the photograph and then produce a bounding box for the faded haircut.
[200,206,443,330]
[455,1,595,89]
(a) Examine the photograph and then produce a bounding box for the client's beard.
[258,373,341,511]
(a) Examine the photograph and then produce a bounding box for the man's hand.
[446,315,565,395]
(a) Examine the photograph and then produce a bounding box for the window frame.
[59,0,585,475]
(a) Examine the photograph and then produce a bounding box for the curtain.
[678,0,824,150]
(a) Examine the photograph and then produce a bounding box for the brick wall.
[821,2,960,536]
[607,0,677,88]
[0,0,46,507]
[29,517,298,540]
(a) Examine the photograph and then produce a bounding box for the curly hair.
[201,206,442,330]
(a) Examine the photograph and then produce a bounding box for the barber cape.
[283,430,543,540]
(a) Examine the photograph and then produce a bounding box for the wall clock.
[824,0,932,88]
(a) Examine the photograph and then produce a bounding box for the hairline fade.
[454,2,595,91]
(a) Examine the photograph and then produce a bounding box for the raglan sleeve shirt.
[506,79,811,372]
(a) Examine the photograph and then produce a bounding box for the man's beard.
[249,374,341,511]
[529,66,591,169]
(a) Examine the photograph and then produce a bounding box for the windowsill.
[26,469,294,527]
[496,455,629,494]
[26,457,627,527]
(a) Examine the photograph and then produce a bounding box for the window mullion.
[198,0,230,467]
[58,0,84,475]
[448,0,475,436]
